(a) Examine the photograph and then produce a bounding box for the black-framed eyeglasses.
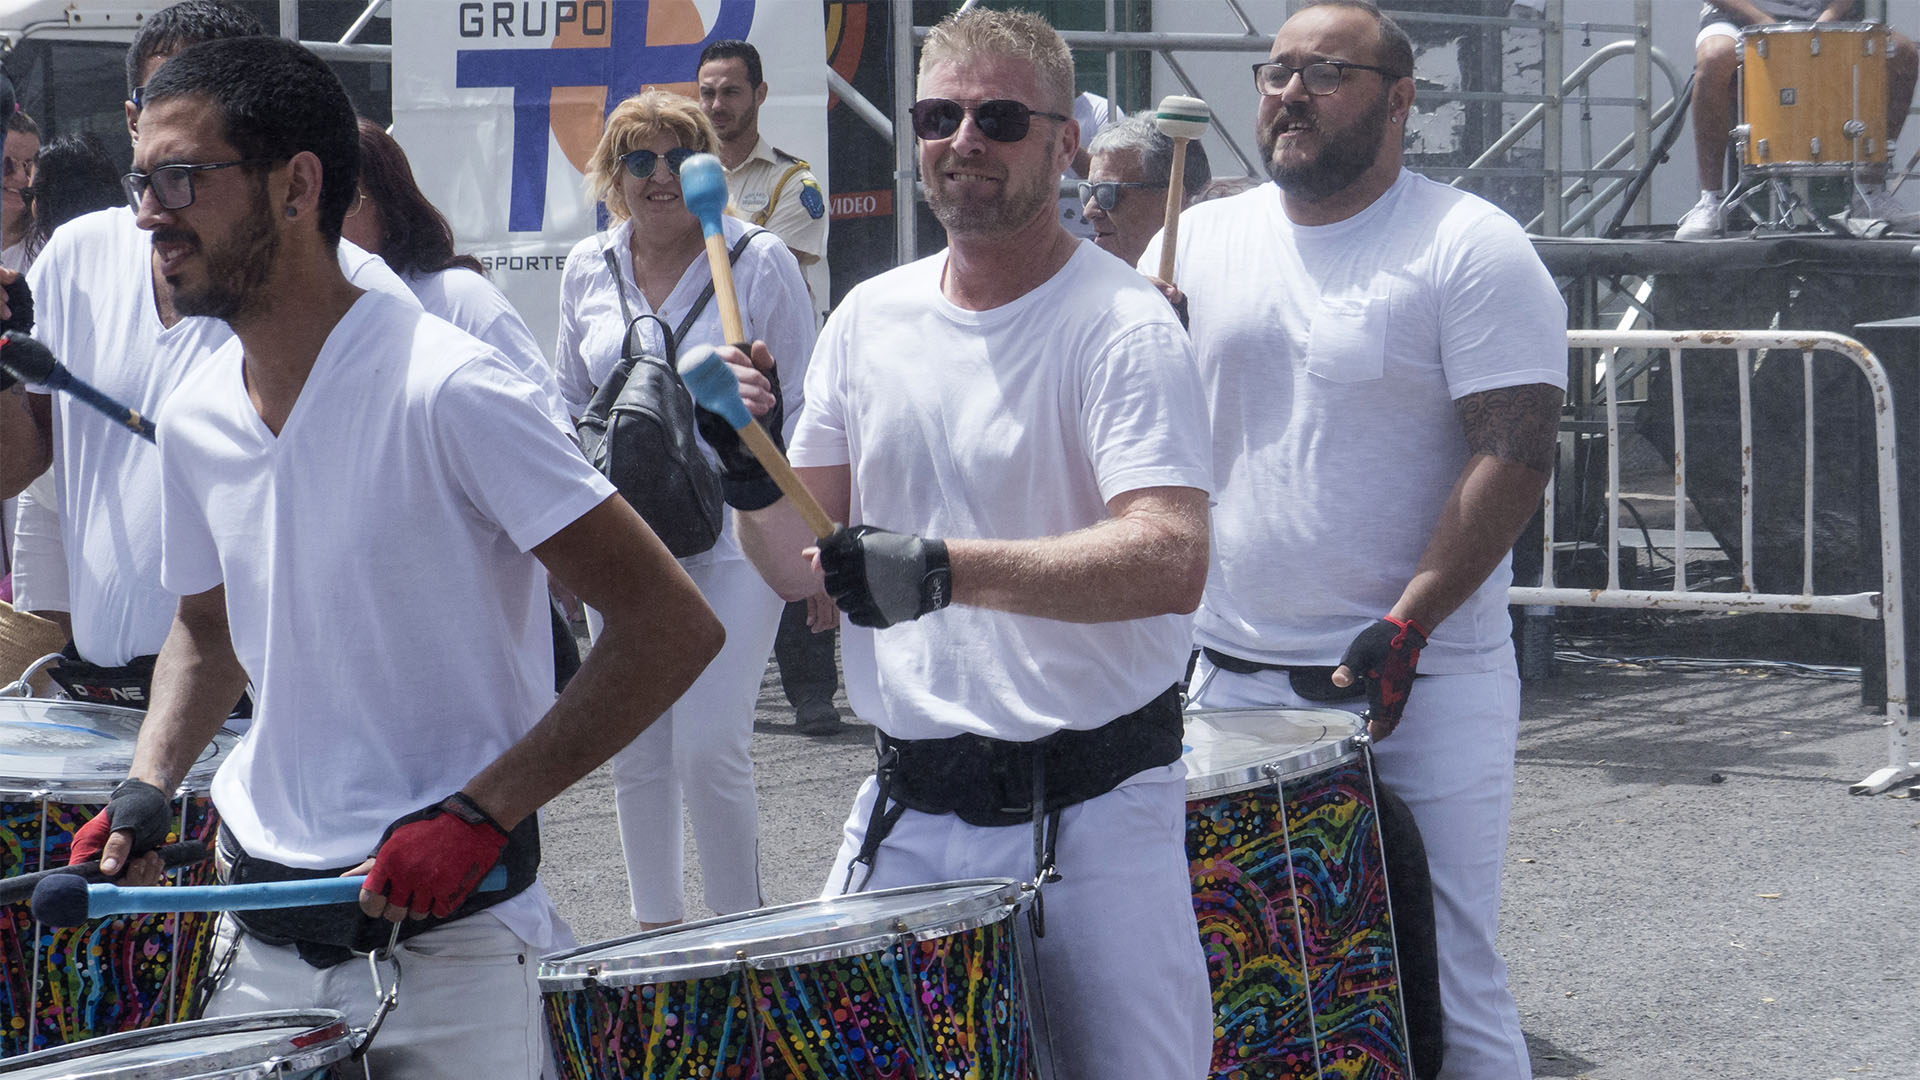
[1252,59,1407,97]
[621,146,695,179]
[1077,180,1163,211]
[910,98,1070,143]
[122,159,273,213]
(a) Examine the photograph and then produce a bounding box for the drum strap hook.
[843,745,906,895]
[1026,750,1064,939]
[350,922,405,1062]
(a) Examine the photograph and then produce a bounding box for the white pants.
[591,555,783,922]
[203,912,546,1080]
[1188,652,1532,1080]
[824,766,1214,1080]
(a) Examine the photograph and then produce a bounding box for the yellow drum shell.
[1741,22,1891,171]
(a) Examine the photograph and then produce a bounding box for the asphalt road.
[539,634,1920,1080]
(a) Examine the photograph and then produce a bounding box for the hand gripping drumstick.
[677,153,837,539]
[31,864,510,927]
[0,840,208,905]
[1153,96,1210,285]
[0,331,157,442]
[679,345,837,539]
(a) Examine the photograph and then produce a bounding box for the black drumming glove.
[68,778,175,867]
[819,525,952,629]
[1,274,33,337]
[1337,615,1428,740]
[693,347,784,511]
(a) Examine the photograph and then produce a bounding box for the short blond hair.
[917,8,1075,114]
[585,89,721,221]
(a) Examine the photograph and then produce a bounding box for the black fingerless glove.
[1,274,33,337]
[693,347,784,511]
[819,524,952,629]
[1338,615,1428,737]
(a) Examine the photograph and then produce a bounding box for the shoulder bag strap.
[667,228,763,358]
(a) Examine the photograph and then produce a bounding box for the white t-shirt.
[158,290,611,950]
[789,242,1213,742]
[21,207,419,666]
[554,213,815,567]
[1059,92,1114,239]
[403,266,568,432]
[1142,173,1567,673]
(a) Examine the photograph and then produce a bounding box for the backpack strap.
[602,227,762,364]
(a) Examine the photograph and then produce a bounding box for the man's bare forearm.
[0,386,51,498]
[130,588,251,793]
[948,486,1210,623]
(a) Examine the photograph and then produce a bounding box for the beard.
[924,153,1057,239]
[163,190,280,322]
[1260,90,1392,202]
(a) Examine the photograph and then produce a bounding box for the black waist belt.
[217,814,540,969]
[873,683,1183,828]
[51,644,253,718]
[1201,646,1369,703]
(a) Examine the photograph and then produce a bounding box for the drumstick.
[0,331,157,442]
[1153,96,1210,285]
[679,345,836,539]
[30,865,510,927]
[678,153,749,345]
[0,840,207,905]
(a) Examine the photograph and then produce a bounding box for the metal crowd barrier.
[1510,330,1912,794]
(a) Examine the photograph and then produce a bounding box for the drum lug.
[1758,137,1771,160]
[1810,34,1821,57]
[1757,37,1768,59]
[1812,135,1823,156]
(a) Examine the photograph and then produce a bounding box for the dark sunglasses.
[621,146,695,179]
[910,98,1070,143]
[1078,180,1163,211]
[122,158,273,213]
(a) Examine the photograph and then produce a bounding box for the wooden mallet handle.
[1153,96,1210,284]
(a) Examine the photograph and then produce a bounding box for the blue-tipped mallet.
[0,331,156,441]
[677,153,751,346]
[31,865,510,927]
[678,345,836,539]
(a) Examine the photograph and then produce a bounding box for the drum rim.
[0,1010,352,1078]
[1181,707,1362,798]
[1741,20,1887,36]
[0,699,238,799]
[538,877,1028,990]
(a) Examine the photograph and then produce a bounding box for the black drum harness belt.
[1202,646,1425,703]
[843,683,1183,935]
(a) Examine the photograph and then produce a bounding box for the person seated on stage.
[1677,0,1920,238]
[1081,110,1212,267]
[74,34,722,1079]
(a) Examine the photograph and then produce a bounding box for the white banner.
[392,0,828,353]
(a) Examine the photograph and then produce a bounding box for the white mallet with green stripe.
[1153,95,1210,284]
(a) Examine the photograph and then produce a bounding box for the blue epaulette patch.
[800,179,825,219]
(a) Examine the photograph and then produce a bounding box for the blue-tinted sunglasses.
[621,147,695,179]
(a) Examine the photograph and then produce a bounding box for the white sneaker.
[1674,191,1724,239]
[1849,183,1920,231]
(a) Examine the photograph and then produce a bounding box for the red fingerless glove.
[364,794,510,918]
[68,812,114,865]
[1338,615,1429,738]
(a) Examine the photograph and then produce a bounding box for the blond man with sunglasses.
[725,8,1213,1079]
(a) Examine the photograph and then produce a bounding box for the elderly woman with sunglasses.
[555,88,815,929]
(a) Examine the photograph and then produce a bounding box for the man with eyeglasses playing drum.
[715,8,1214,1079]
[0,0,418,717]
[1081,110,1213,269]
[1142,3,1565,1078]
[1677,0,1920,238]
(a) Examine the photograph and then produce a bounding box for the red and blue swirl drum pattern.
[1183,708,1409,1080]
[1,699,235,1057]
[541,879,1036,1080]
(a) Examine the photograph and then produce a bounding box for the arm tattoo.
[1455,383,1563,474]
